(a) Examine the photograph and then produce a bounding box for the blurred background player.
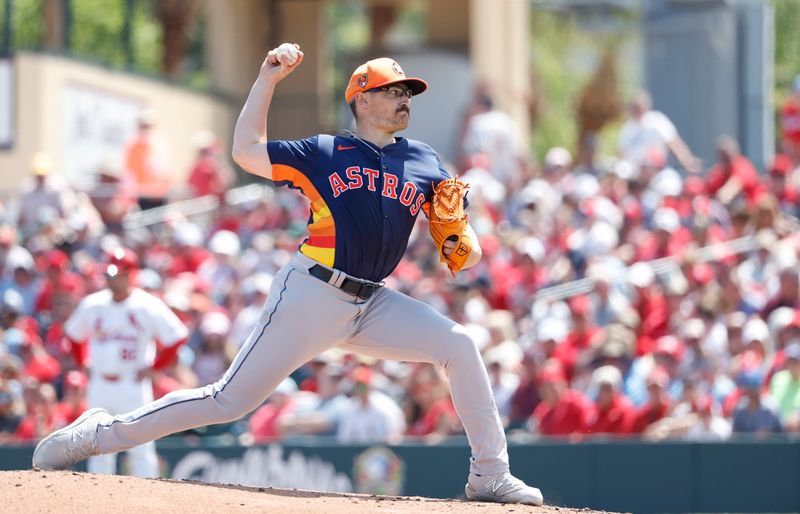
[65,247,188,477]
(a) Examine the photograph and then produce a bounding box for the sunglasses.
[366,86,413,99]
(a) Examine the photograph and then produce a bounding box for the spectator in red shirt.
[186,131,235,199]
[761,266,800,319]
[54,370,88,424]
[487,237,547,312]
[406,365,461,437]
[19,336,62,384]
[768,154,798,215]
[780,75,800,161]
[553,295,601,379]
[705,135,764,207]
[531,368,593,436]
[631,367,672,434]
[635,207,691,262]
[627,262,669,355]
[15,381,66,441]
[588,365,634,435]
[41,292,78,370]
[34,249,85,314]
[247,377,298,443]
[508,352,541,430]
[165,223,210,277]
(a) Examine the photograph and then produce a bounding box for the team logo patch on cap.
[357,73,368,88]
[391,62,404,76]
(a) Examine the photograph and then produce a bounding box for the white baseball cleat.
[32,408,113,470]
[465,471,544,506]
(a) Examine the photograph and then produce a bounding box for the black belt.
[308,264,382,300]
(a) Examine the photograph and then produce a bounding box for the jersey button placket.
[380,154,391,256]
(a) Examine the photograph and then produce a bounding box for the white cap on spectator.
[124,227,153,248]
[165,290,191,312]
[244,272,273,297]
[483,344,522,370]
[273,377,297,396]
[726,311,747,329]
[4,246,35,273]
[786,342,800,360]
[68,212,89,232]
[662,271,689,296]
[200,311,231,337]
[572,174,600,201]
[628,262,655,288]
[251,232,276,253]
[137,268,162,290]
[651,167,683,197]
[652,208,680,232]
[517,180,551,207]
[208,230,241,257]
[743,318,770,344]
[755,229,777,250]
[775,246,799,271]
[98,153,124,178]
[312,348,345,365]
[544,147,572,169]
[768,306,796,336]
[537,318,568,343]
[566,229,586,253]
[516,236,545,262]
[591,196,623,230]
[591,365,622,390]
[680,318,705,340]
[173,222,204,247]
[1,289,24,314]
[611,159,636,181]
[584,221,619,256]
[462,323,491,351]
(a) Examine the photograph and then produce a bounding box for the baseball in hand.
[275,43,299,65]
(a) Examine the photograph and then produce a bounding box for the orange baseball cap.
[345,57,428,103]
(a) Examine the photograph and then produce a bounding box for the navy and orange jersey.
[266,133,451,282]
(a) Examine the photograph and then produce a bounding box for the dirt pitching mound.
[2,470,617,514]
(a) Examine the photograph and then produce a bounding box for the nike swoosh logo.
[337,144,356,151]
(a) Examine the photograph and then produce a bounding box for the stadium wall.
[2,438,799,513]
[0,51,237,193]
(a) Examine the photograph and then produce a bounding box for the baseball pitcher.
[33,44,543,506]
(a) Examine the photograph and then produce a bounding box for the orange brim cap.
[345,57,428,103]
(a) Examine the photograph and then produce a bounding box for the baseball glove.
[428,178,473,273]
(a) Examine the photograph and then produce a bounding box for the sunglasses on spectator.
[366,86,413,99]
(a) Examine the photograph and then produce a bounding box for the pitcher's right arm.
[232,44,304,180]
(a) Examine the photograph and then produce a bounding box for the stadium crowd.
[2,81,800,446]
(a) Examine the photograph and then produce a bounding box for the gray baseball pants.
[97,252,510,475]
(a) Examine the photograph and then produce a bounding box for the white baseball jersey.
[65,288,188,376]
